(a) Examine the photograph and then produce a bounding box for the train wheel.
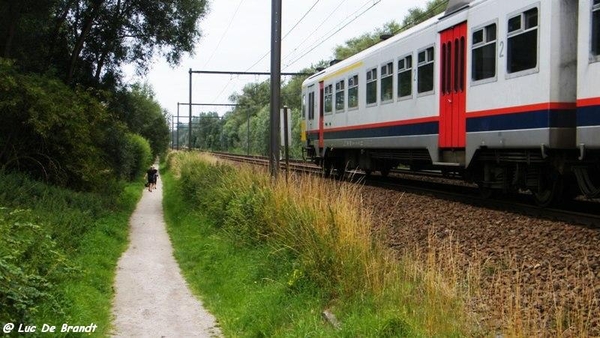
[573,166,600,198]
[477,184,495,199]
[334,161,346,180]
[532,170,563,207]
[380,168,390,177]
[323,160,333,178]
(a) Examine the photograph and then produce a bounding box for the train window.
[302,94,306,119]
[593,0,600,58]
[335,80,345,112]
[418,46,434,93]
[507,7,538,73]
[381,62,393,102]
[348,75,359,109]
[366,68,377,105]
[324,84,333,115]
[308,92,315,120]
[398,55,412,98]
[472,23,497,81]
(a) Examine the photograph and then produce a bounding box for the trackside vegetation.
[0,172,142,336]
[163,151,473,337]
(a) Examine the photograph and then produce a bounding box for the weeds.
[0,171,141,335]
[165,152,471,337]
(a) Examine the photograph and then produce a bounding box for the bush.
[0,59,112,190]
[0,172,140,334]
[125,133,152,180]
[0,207,70,323]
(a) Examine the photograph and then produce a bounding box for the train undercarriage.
[304,144,600,207]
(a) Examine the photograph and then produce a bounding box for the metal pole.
[269,0,282,178]
[283,106,290,178]
[176,103,180,150]
[188,68,193,151]
[247,109,250,155]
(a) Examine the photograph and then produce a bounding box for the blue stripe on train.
[307,121,438,140]
[577,105,600,127]
[307,108,577,141]
[466,109,576,132]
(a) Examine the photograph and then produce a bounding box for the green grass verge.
[0,172,142,337]
[162,152,471,337]
[162,169,340,337]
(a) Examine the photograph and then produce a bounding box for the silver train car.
[301,0,600,205]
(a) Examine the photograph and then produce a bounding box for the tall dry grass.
[169,152,599,336]
[398,225,599,337]
[168,152,472,336]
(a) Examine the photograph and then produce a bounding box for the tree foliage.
[109,83,170,158]
[0,60,112,189]
[334,21,401,60]
[0,0,208,85]
[0,0,206,189]
[334,0,448,60]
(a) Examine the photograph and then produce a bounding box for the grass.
[0,172,142,336]
[162,151,472,337]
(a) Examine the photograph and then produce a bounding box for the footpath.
[111,174,222,337]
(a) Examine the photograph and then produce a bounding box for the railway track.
[209,151,600,336]
[211,152,600,228]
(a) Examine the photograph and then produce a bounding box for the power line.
[284,0,380,70]
[283,0,447,70]
[391,0,448,34]
[244,0,322,72]
[280,0,346,67]
[202,0,245,69]
[209,1,321,106]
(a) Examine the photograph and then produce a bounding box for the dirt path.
[111,175,222,337]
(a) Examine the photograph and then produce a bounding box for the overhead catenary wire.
[283,0,381,70]
[244,0,322,72]
[201,0,245,69]
[195,0,245,110]
[206,0,443,108]
[283,0,447,70]
[208,0,322,107]
[280,0,346,68]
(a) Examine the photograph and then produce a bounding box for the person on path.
[112,170,222,337]
[145,165,158,192]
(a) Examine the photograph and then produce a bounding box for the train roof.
[303,13,442,85]
[303,0,491,87]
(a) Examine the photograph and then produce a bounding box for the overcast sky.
[125,0,430,118]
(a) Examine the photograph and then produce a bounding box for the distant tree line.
[0,0,208,190]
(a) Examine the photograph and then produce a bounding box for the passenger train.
[301,0,600,206]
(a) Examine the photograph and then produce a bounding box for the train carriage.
[301,0,599,204]
[575,0,600,197]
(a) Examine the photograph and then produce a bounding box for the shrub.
[0,60,111,190]
[0,207,70,323]
[167,152,473,336]
[126,133,153,180]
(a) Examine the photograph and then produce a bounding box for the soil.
[111,176,222,337]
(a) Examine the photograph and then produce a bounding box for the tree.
[109,83,170,158]
[334,21,401,60]
[401,0,448,28]
[190,112,224,151]
[0,60,112,189]
[334,0,448,60]
[0,0,209,86]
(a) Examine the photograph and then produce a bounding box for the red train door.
[439,22,467,148]
[319,81,325,149]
